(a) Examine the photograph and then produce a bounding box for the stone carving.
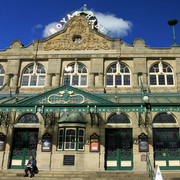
[43,17,110,51]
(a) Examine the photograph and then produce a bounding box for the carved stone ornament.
[43,16,110,51]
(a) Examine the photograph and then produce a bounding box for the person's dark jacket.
[27,160,36,168]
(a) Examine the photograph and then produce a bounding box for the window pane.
[167,75,174,85]
[80,75,87,86]
[79,130,84,136]
[37,64,45,74]
[158,75,165,85]
[58,129,64,149]
[150,75,156,85]
[24,65,33,74]
[107,64,116,73]
[0,65,5,74]
[0,76,4,86]
[78,64,87,73]
[106,75,113,85]
[72,75,79,85]
[30,75,37,86]
[64,75,70,85]
[115,75,121,85]
[22,76,29,86]
[38,76,45,86]
[124,75,130,85]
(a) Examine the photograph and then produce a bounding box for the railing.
[146,153,154,180]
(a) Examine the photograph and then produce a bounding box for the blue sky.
[0,0,180,50]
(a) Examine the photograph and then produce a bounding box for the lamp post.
[168,19,178,46]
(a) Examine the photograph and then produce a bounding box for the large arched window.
[106,63,130,86]
[0,65,5,86]
[107,113,131,124]
[149,62,174,86]
[153,113,176,123]
[22,64,46,87]
[63,63,87,86]
[18,113,39,123]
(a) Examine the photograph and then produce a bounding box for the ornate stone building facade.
[0,9,180,172]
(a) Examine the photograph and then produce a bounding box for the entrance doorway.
[10,128,39,169]
[105,129,133,170]
[153,128,180,170]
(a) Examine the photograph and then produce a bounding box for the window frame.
[106,63,131,87]
[57,127,85,151]
[149,62,174,86]
[63,62,88,87]
[21,64,46,87]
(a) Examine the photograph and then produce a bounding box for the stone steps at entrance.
[1,170,180,180]
[0,170,150,180]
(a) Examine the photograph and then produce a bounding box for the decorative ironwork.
[47,90,91,104]
[18,113,39,123]
[0,112,12,127]
[41,112,55,127]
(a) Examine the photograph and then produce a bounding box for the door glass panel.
[167,130,179,157]
[153,130,166,157]
[12,130,26,157]
[106,130,117,158]
[120,130,132,158]
[26,131,38,157]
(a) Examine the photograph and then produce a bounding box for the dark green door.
[153,128,180,170]
[105,129,133,170]
[10,129,38,169]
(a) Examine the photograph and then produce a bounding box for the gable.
[42,16,111,51]
[17,85,113,105]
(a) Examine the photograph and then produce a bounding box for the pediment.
[17,85,113,105]
[42,16,111,51]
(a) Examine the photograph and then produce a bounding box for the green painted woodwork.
[153,128,180,170]
[10,129,38,169]
[105,129,133,170]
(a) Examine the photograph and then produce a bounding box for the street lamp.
[143,96,149,103]
[168,19,178,46]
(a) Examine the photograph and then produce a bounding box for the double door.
[153,128,180,170]
[105,129,133,170]
[10,129,38,169]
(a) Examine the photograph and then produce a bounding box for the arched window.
[63,63,87,86]
[18,113,39,123]
[107,113,131,124]
[106,63,130,86]
[153,113,176,123]
[22,64,46,87]
[0,65,5,86]
[149,62,174,86]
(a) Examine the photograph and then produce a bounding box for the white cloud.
[42,11,132,38]
[31,24,43,33]
[43,22,63,38]
[94,12,132,37]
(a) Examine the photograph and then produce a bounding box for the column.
[88,73,95,87]
[53,73,60,87]
[45,74,52,87]
[142,73,148,89]
[4,74,11,87]
[98,73,104,87]
[133,73,139,88]
[11,74,19,89]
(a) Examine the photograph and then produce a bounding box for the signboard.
[63,155,75,166]
[138,133,149,152]
[90,133,100,152]
[42,133,52,152]
[0,133,5,151]
[141,154,147,162]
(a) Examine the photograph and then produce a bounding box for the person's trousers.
[25,167,34,175]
